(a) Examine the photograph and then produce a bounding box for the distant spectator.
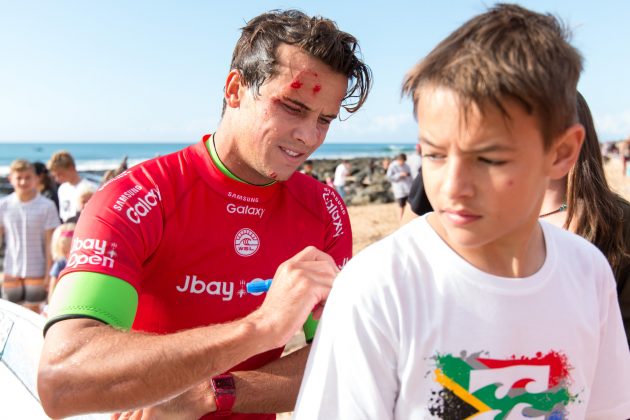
[47,222,75,304]
[101,155,128,185]
[386,153,413,221]
[333,160,351,201]
[381,157,391,172]
[65,182,96,224]
[0,159,60,313]
[33,161,60,213]
[406,144,422,179]
[47,151,97,222]
[300,159,319,181]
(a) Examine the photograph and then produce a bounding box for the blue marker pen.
[246,279,273,294]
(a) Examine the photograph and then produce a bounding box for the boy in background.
[295,4,630,419]
[47,150,97,222]
[0,159,60,312]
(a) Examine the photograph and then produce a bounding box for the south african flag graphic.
[428,351,578,419]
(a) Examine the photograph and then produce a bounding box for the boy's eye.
[318,117,332,126]
[422,153,445,161]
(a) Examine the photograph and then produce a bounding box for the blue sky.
[1,0,629,143]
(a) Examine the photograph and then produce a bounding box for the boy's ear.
[548,123,585,180]
[224,70,247,109]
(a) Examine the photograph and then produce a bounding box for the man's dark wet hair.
[223,9,371,116]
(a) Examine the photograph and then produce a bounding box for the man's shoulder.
[284,172,347,218]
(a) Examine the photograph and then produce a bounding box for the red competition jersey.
[59,137,352,419]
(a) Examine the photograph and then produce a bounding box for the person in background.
[44,222,75,314]
[33,161,59,213]
[0,160,60,313]
[295,4,630,418]
[386,152,413,221]
[541,91,630,348]
[300,160,319,181]
[333,160,351,202]
[38,9,370,419]
[65,182,96,224]
[47,151,97,222]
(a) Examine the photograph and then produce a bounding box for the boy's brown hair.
[48,151,76,171]
[402,3,582,148]
[9,159,35,174]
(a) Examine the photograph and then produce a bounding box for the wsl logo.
[234,228,260,257]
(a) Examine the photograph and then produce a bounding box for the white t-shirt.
[295,216,630,420]
[0,193,60,278]
[333,163,349,187]
[57,178,97,222]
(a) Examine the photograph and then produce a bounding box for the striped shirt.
[0,193,60,278]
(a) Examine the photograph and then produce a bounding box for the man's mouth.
[280,146,303,158]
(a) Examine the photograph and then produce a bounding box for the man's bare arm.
[38,246,337,418]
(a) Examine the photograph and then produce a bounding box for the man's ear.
[224,70,246,109]
[549,123,585,180]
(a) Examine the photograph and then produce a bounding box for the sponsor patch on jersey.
[234,228,260,257]
[226,203,265,218]
[322,188,346,238]
[227,191,260,203]
[67,237,118,269]
[124,187,162,224]
[175,276,268,301]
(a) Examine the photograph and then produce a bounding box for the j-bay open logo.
[234,228,260,257]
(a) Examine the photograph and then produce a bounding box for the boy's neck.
[67,171,82,185]
[16,189,38,202]
[428,213,546,278]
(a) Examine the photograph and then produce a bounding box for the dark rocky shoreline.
[0,157,396,205]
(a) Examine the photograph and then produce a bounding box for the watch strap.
[211,373,236,416]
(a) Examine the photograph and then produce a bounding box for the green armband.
[45,272,138,335]
[303,314,319,342]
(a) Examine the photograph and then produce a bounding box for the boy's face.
[50,167,72,184]
[9,169,37,195]
[224,43,347,184]
[418,86,554,255]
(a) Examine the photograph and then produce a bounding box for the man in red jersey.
[37,10,371,419]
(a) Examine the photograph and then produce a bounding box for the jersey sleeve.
[45,168,166,332]
[321,186,352,269]
[585,258,630,419]
[294,256,399,419]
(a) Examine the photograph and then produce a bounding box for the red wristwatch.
[211,373,236,416]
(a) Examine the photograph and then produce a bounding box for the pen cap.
[303,314,319,342]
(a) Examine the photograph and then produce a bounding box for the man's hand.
[110,381,216,420]
[254,246,339,347]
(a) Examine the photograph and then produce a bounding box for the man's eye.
[283,103,301,114]
[479,157,507,166]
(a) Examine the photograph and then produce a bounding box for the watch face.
[213,375,235,392]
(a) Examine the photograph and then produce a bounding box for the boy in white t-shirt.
[47,150,97,222]
[295,4,630,419]
[1,160,60,312]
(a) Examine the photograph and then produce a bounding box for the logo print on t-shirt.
[428,351,577,419]
[234,228,260,257]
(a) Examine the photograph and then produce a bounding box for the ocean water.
[0,142,416,176]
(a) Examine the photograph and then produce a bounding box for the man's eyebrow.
[284,97,338,120]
